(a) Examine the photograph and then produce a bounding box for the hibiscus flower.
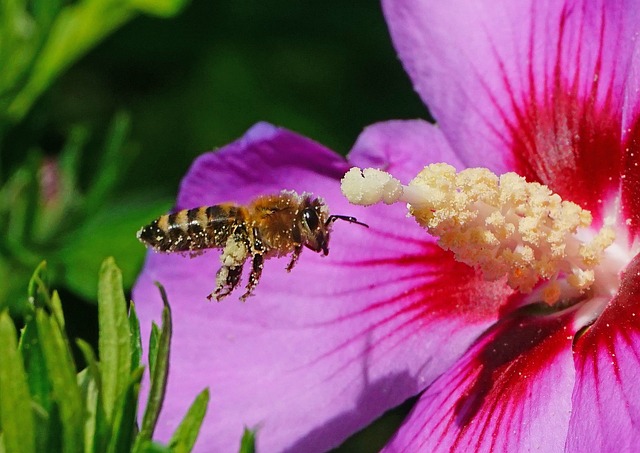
[133,0,640,451]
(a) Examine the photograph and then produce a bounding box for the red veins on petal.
[387,309,575,452]
[509,85,621,219]
[568,252,640,451]
[449,313,573,438]
[494,5,639,222]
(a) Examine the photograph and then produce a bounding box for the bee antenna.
[326,215,369,228]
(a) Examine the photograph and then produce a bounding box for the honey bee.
[137,190,367,301]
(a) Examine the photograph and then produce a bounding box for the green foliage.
[0,110,172,313]
[0,259,209,452]
[0,0,184,313]
[0,0,189,124]
[238,428,256,453]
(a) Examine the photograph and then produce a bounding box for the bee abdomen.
[137,207,212,252]
[138,205,241,253]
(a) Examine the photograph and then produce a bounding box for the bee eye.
[303,208,320,230]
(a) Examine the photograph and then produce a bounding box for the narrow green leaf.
[107,367,144,453]
[238,428,256,453]
[134,441,173,453]
[36,310,83,453]
[98,257,131,422]
[129,301,143,371]
[27,260,50,310]
[76,368,97,453]
[46,403,64,452]
[18,316,52,452]
[168,388,210,453]
[76,340,107,453]
[148,321,160,376]
[50,289,65,332]
[138,283,172,442]
[0,312,36,453]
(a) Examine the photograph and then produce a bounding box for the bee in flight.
[137,190,367,301]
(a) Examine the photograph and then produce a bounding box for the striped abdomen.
[137,205,244,253]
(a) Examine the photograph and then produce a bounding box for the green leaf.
[129,301,143,371]
[75,339,107,453]
[134,441,173,453]
[238,428,256,453]
[148,322,160,376]
[138,283,172,442]
[50,289,65,333]
[18,314,52,452]
[5,0,188,122]
[0,312,36,453]
[107,367,144,453]
[97,257,131,422]
[58,197,171,300]
[36,309,84,453]
[131,0,189,17]
[31,0,63,30]
[168,388,210,453]
[27,260,50,311]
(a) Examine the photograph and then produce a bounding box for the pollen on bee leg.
[341,164,617,305]
[220,237,248,267]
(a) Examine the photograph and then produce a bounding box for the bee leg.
[241,227,265,301]
[209,264,244,301]
[285,245,303,272]
[209,227,250,301]
[241,253,264,301]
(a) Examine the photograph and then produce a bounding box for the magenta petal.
[134,124,513,452]
[383,0,640,216]
[383,311,576,452]
[567,254,640,451]
[175,122,348,210]
[348,119,466,181]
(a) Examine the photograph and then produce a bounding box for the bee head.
[300,195,368,255]
[300,196,331,254]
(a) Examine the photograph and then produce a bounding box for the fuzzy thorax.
[341,164,616,304]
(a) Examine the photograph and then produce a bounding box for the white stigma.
[341,164,616,304]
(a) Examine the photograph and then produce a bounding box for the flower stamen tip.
[341,167,403,205]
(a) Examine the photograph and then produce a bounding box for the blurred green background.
[1,0,428,450]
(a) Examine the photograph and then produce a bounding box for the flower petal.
[621,41,640,239]
[134,123,512,452]
[567,253,640,451]
[383,310,577,452]
[348,119,467,181]
[383,0,640,217]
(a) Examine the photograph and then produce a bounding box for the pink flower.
[133,0,640,451]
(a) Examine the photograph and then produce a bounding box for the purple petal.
[348,119,467,181]
[567,253,640,451]
[383,311,577,452]
[383,0,640,218]
[134,123,513,451]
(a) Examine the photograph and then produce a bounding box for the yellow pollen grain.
[341,163,617,304]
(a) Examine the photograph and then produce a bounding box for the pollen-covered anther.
[341,163,617,304]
